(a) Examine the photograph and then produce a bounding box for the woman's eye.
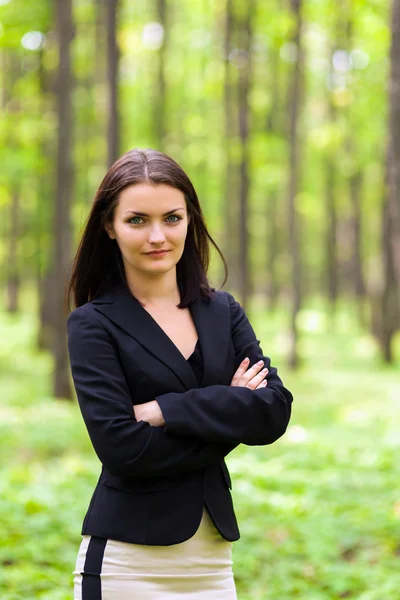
[128,215,181,225]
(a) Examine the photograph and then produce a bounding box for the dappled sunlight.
[286,424,308,443]
[353,335,378,360]
[297,309,327,333]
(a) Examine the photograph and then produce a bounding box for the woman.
[67,148,293,599]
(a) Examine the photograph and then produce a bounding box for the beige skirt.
[73,506,237,599]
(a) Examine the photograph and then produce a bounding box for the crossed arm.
[67,307,237,479]
[67,293,293,478]
[135,292,293,446]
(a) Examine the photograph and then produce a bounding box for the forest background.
[1,0,399,598]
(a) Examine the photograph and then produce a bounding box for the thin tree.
[387,0,400,288]
[264,9,284,311]
[375,157,399,362]
[287,0,304,369]
[375,0,400,362]
[53,0,75,398]
[38,35,58,352]
[222,0,240,294]
[106,0,120,166]
[3,51,21,313]
[343,8,366,322]
[155,0,167,150]
[237,0,254,310]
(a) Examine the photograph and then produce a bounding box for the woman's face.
[106,183,190,277]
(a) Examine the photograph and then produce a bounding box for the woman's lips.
[145,250,170,257]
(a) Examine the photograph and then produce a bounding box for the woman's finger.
[230,359,269,388]
[256,379,268,389]
[237,360,266,386]
[245,367,269,390]
[230,357,250,386]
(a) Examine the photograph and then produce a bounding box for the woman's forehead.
[117,183,185,213]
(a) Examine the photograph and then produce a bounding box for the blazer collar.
[91,283,231,391]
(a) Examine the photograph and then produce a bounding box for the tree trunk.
[265,29,283,311]
[237,0,254,310]
[222,0,240,293]
[287,0,304,369]
[155,0,167,150]
[106,0,120,166]
[377,166,399,363]
[3,51,22,314]
[375,0,400,363]
[343,9,367,323]
[53,0,75,399]
[37,39,58,351]
[387,0,400,288]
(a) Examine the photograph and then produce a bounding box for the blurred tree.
[287,0,304,369]
[375,0,400,362]
[222,0,240,295]
[155,0,167,150]
[106,0,120,166]
[342,5,366,321]
[264,3,285,312]
[388,0,400,287]
[38,31,57,353]
[53,0,75,398]
[3,52,21,313]
[237,0,254,311]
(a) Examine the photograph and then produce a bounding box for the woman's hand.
[230,357,268,390]
[134,401,165,427]
[134,359,267,425]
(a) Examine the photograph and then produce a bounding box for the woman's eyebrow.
[124,207,185,216]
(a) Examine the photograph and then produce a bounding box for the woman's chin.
[142,261,177,274]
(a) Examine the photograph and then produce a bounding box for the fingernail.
[257,360,264,365]
[243,357,249,363]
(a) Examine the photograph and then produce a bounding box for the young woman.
[67,148,293,600]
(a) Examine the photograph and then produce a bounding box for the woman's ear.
[105,225,116,240]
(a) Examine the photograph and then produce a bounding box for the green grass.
[0,298,399,599]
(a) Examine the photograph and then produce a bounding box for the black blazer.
[67,282,293,546]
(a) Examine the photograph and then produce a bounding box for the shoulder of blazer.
[67,288,234,391]
[67,302,103,326]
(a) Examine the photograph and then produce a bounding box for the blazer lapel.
[91,283,231,391]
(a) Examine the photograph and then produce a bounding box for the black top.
[186,338,203,386]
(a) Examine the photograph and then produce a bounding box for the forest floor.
[0,299,399,599]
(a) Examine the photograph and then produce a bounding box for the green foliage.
[0,0,399,596]
[0,0,394,297]
[1,303,399,599]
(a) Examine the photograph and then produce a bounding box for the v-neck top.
[186,338,203,386]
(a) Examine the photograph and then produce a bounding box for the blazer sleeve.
[155,292,293,445]
[67,308,237,478]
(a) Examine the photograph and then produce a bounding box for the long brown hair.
[66,148,228,310]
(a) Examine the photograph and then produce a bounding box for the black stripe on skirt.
[81,536,107,599]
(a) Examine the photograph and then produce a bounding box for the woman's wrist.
[134,400,165,427]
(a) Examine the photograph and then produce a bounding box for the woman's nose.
[148,225,166,243]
